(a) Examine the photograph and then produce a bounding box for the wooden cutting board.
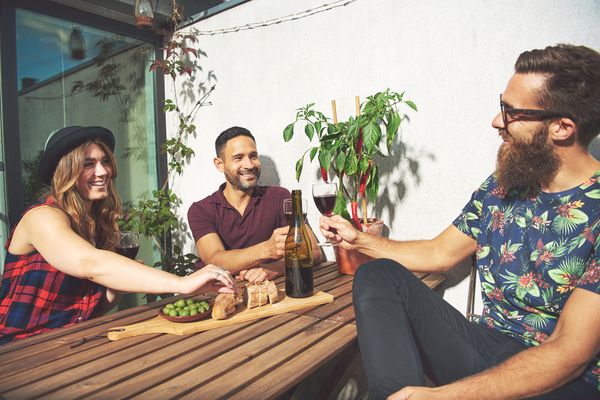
[107,290,334,341]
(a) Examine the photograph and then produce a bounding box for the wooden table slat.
[0,332,164,393]
[5,333,187,400]
[29,316,298,399]
[81,314,307,400]
[290,280,354,321]
[0,309,165,378]
[231,324,358,400]
[0,297,183,367]
[0,294,186,357]
[177,319,349,400]
[294,286,355,323]
[126,315,326,400]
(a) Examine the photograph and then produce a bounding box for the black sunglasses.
[499,94,575,129]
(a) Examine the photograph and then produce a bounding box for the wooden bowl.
[159,307,212,323]
[159,297,214,323]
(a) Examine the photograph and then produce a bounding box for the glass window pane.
[15,9,159,303]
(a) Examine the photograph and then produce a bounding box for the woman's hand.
[180,264,237,294]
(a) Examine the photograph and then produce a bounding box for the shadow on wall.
[374,134,436,229]
[258,155,281,186]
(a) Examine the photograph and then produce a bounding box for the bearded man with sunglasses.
[320,44,600,399]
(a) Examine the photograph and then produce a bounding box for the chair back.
[466,253,478,322]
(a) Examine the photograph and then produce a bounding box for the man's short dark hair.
[515,44,600,147]
[215,126,256,157]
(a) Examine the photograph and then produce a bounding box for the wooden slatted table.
[0,261,445,400]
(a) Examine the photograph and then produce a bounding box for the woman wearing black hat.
[0,126,236,344]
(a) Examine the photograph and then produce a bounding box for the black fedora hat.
[37,125,115,184]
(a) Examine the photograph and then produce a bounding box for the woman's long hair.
[50,139,122,250]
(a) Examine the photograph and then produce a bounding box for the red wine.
[284,211,307,226]
[313,194,336,216]
[116,245,139,259]
[285,258,314,298]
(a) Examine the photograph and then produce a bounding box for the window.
[16,9,159,209]
[0,6,163,305]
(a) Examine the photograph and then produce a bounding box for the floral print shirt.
[453,173,600,392]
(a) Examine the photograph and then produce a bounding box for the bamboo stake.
[355,96,368,227]
[331,100,338,124]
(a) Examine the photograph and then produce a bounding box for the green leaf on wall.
[405,100,418,111]
[305,123,315,141]
[283,123,295,142]
[295,156,304,182]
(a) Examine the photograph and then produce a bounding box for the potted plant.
[283,89,417,273]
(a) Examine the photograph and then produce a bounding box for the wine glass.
[312,182,338,246]
[116,231,140,259]
[283,198,308,226]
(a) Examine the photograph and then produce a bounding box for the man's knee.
[353,258,412,298]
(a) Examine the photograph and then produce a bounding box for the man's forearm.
[349,225,475,273]
[352,233,447,273]
[206,243,277,273]
[441,339,587,399]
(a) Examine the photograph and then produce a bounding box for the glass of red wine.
[312,182,338,246]
[115,231,140,259]
[283,198,308,226]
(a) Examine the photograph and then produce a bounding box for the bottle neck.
[292,191,304,227]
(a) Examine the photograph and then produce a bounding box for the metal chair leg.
[466,253,478,322]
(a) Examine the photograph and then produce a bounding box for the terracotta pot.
[334,218,383,275]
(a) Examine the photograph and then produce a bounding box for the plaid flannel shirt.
[0,196,105,344]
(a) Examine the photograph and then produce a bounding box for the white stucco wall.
[169,0,600,313]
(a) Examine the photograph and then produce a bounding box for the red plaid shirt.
[0,196,105,344]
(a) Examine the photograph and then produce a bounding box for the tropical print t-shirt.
[453,172,600,391]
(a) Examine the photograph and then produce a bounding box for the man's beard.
[496,124,560,191]
[224,167,261,191]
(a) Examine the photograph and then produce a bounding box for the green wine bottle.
[284,190,313,298]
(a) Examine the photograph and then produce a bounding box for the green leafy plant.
[122,3,216,280]
[283,89,417,230]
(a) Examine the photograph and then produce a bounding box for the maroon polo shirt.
[187,184,291,268]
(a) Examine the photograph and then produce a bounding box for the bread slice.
[246,284,260,309]
[266,280,278,304]
[211,293,236,319]
[211,292,242,320]
[258,283,268,306]
[245,280,278,308]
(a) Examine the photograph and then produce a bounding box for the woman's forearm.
[84,250,181,294]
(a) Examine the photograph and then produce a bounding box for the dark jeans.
[353,259,599,400]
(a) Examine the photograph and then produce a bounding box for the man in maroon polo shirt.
[187,126,321,282]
